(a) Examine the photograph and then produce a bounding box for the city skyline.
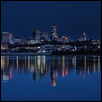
[1,26,101,42]
[1,1,101,41]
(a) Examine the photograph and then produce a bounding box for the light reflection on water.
[1,55,101,101]
[1,55,101,84]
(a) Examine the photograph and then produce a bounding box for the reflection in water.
[84,56,86,70]
[93,59,96,73]
[16,56,18,70]
[1,55,101,85]
[88,66,89,74]
[25,56,26,70]
[28,56,30,71]
[74,56,76,69]
[98,56,100,72]
[7,56,9,67]
[1,56,6,70]
[62,56,65,77]
[83,56,86,80]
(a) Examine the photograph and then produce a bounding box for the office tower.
[50,26,57,40]
[1,32,9,43]
[76,37,83,41]
[83,32,87,41]
[33,28,41,40]
[9,33,14,44]
[9,33,13,41]
[14,37,22,44]
[57,36,70,43]
[40,32,48,41]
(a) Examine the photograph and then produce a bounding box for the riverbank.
[1,52,52,56]
[1,52,101,56]
[51,50,101,56]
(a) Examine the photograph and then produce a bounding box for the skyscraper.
[1,32,9,43]
[83,32,87,41]
[9,33,13,41]
[40,32,48,41]
[50,26,57,40]
[9,33,14,44]
[33,28,41,40]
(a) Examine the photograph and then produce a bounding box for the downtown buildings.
[50,26,57,40]
[1,26,101,54]
[1,32,9,43]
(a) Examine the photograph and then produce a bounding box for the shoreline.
[1,52,51,56]
[1,52,101,56]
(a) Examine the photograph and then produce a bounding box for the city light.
[83,32,86,35]
[9,33,13,36]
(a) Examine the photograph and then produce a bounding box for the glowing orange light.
[9,33,13,36]
[83,32,86,35]
[10,69,13,79]
[65,69,68,76]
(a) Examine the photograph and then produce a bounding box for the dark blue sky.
[1,1,101,41]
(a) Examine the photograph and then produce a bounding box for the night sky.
[1,1,101,41]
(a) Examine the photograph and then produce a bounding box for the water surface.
[1,55,101,101]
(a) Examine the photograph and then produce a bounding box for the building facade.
[1,32,9,43]
[40,32,48,41]
[76,37,83,41]
[33,28,41,40]
[27,39,40,44]
[57,36,70,43]
[9,33,13,41]
[83,32,87,41]
[50,26,57,40]
[14,37,22,44]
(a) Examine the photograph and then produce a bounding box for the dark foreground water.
[1,55,101,101]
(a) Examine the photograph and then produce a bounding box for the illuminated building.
[62,36,70,43]
[1,43,8,50]
[14,37,22,44]
[33,28,41,41]
[76,37,83,41]
[9,33,14,44]
[9,33,13,41]
[83,32,87,41]
[51,36,58,41]
[57,36,70,43]
[40,32,48,41]
[27,39,40,44]
[1,32,9,43]
[50,26,57,40]
[74,46,77,51]
[98,45,100,49]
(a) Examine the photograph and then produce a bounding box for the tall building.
[9,33,13,41]
[9,33,14,44]
[33,28,41,40]
[14,37,22,44]
[83,32,87,41]
[50,26,57,40]
[76,37,83,41]
[1,32,9,43]
[40,32,48,41]
[57,36,70,43]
